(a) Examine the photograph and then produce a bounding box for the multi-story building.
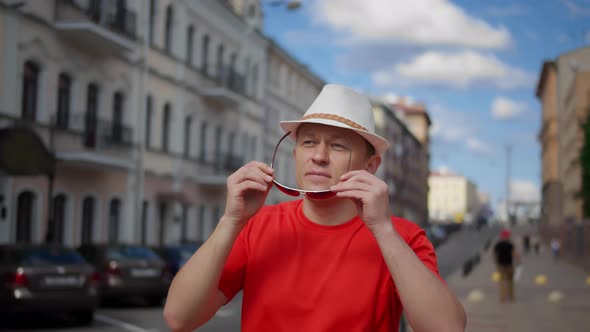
[0,0,276,246]
[373,100,431,226]
[537,46,590,225]
[264,38,324,204]
[428,170,479,224]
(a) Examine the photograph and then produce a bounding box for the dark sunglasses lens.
[306,191,336,200]
[273,181,301,197]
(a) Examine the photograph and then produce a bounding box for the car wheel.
[73,309,94,326]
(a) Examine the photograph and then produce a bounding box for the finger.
[330,181,373,193]
[230,164,273,185]
[247,161,275,174]
[234,180,269,194]
[238,170,273,186]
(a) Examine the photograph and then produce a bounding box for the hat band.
[302,113,367,131]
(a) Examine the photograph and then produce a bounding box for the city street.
[0,226,498,331]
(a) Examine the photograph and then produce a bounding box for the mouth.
[305,171,331,178]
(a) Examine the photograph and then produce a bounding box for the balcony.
[201,67,247,107]
[197,153,243,186]
[48,112,135,169]
[54,0,137,54]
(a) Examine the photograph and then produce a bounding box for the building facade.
[0,0,277,246]
[373,101,431,226]
[428,171,479,224]
[537,47,590,225]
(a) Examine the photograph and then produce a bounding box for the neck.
[302,197,358,226]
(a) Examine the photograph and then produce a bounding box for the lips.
[305,171,331,178]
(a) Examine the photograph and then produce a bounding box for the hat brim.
[280,118,390,156]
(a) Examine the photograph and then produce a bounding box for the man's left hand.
[330,170,392,233]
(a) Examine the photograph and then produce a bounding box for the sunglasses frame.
[269,131,352,199]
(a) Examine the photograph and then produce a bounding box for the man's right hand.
[223,161,274,228]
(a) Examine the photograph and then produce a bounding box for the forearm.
[372,223,466,332]
[163,218,242,331]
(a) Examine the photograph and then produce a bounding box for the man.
[493,229,519,302]
[163,84,466,332]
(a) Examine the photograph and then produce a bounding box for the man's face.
[293,123,378,191]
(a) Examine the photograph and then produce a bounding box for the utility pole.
[505,144,512,225]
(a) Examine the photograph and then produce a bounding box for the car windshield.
[106,246,160,261]
[19,247,87,265]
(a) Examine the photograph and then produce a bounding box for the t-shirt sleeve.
[406,226,443,282]
[218,229,248,303]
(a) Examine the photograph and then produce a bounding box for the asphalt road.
[0,225,499,332]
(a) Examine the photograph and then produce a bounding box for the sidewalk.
[446,231,590,332]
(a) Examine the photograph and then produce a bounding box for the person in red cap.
[493,228,520,302]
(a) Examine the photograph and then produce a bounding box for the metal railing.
[55,0,138,40]
[51,112,133,148]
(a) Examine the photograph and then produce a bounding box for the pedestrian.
[493,229,519,303]
[551,238,560,261]
[522,234,530,255]
[163,84,466,332]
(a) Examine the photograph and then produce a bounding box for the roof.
[390,99,432,126]
[535,61,556,98]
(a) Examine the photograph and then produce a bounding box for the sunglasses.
[269,131,352,199]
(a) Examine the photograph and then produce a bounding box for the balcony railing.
[56,0,137,39]
[212,153,243,174]
[217,67,247,95]
[51,113,133,148]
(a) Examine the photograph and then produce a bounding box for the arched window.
[162,103,171,152]
[81,196,95,244]
[112,91,124,142]
[53,194,67,245]
[16,191,35,243]
[186,25,194,64]
[21,61,40,121]
[56,73,71,129]
[108,198,121,244]
[164,4,174,52]
[201,35,209,74]
[145,95,153,147]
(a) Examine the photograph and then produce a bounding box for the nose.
[311,142,329,165]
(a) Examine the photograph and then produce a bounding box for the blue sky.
[261,0,590,212]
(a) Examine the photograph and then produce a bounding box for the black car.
[153,242,202,276]
[78,244,170,305]
[0,244,98,325]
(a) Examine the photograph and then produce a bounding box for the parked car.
[77,244,171,305]
[0,244,98,325]
[153,242,202,276]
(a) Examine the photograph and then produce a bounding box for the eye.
[302,140,315,147]
[331,143,348,151]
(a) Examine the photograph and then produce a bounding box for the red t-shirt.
[219,200,440,331]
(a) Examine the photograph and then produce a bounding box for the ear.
[365,155,381,174]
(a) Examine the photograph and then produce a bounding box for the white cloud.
[486,4,529,17]
[312,0,512,49]
[428,103,491,154]
[372,51,535,89]
[561,0,590,16]
[491,96,530,120]
[510,180,540,203]
[467,138,492,154]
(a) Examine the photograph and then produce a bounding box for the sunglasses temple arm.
[270,131,292,168]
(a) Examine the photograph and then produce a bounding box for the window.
[108,198,121,244]
[201,36,210,75]
[162,103,171,152]
[149,0,156,44]
[181,204,189,243]
[141,200,149,245]
[184,115,192,158]
[85,83,99,148]
[164,4,174,52]
[56,73,71,129]
[216,44,224,83]
[145,95,152,147]
[52,194,67,245]
[251,63,259,98]
[215,125,222,170]
[186,25,194,64]
[112,92,124,142]
[16,191,35,244]
[21,61,40,121]
[158,202,167,245]
[199,121,208,161]
[197,205,206,242]
[81,197,95,244]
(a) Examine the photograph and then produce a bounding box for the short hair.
[365,140,376,157]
